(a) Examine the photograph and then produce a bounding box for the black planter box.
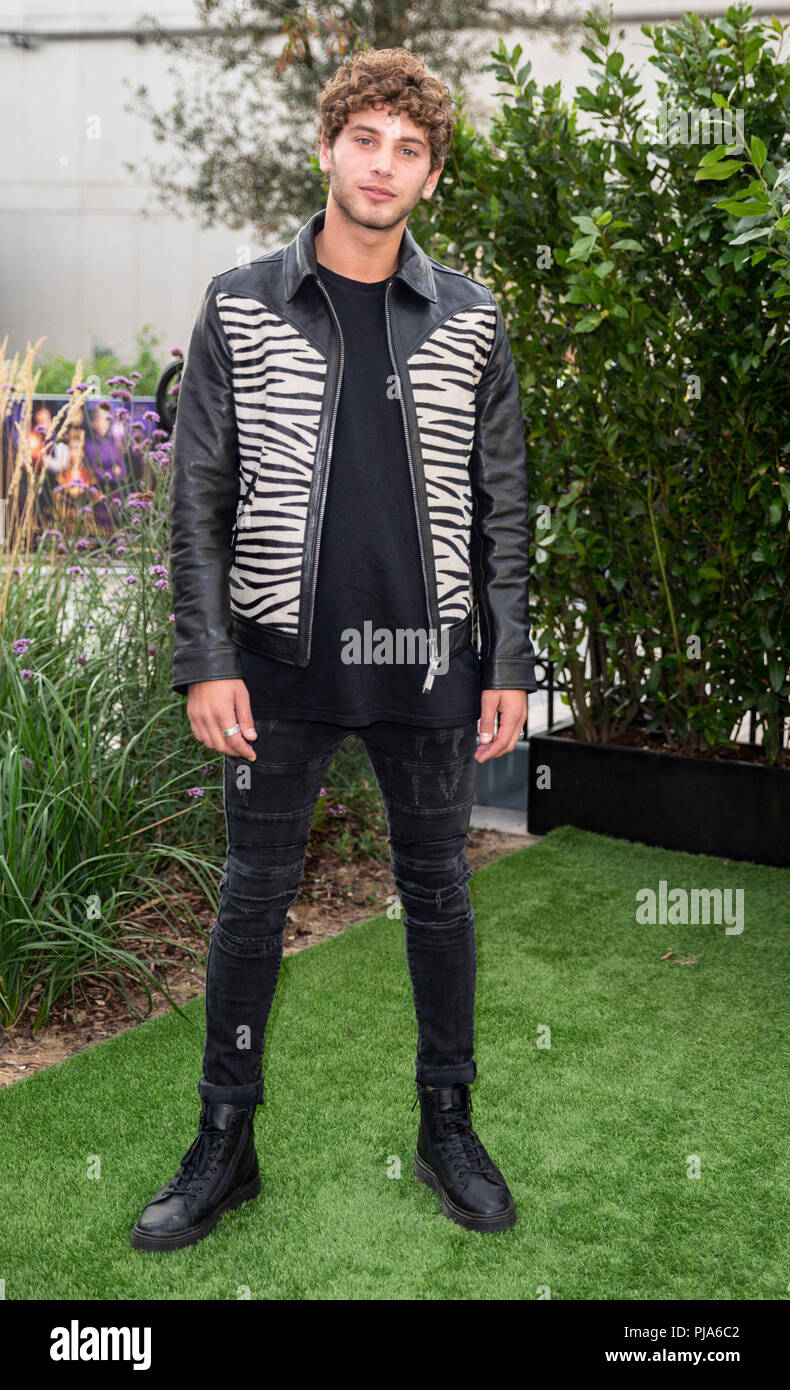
[528,723,790,868]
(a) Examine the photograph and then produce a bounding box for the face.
[319,104,443,231]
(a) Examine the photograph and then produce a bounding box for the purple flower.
[168,613,175,623]
[75,537,90,549]
[144,410,160,423]
[147,644,157,655]
[66,565,89,579]
[13,637,32,655]
[20,668,33,679]
[125,574,138,585]
[130,371,142,380]
[154,578,169,590]
[20,755,34,771]
[171,347,184,359]
[76,653,87,665]
[150,564,168,576]
[186,787,205,799]
[53,479,90,495]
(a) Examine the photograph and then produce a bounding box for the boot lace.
[412,1089,491,1177]
[162,1115,240,1196]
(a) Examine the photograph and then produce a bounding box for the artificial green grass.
[1,825,788,1299]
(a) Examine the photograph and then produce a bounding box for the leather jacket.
[169,206,537,698]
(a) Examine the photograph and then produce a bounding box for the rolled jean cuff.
[415,1058,477,1088]
[198,1075,264,1109]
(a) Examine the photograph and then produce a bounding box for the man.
[131,46,537,1252]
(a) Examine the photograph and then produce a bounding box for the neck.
[314,197,404,282]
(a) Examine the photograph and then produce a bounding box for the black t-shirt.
[236,260,482,727]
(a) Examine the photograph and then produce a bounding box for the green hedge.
[411,2,790,760]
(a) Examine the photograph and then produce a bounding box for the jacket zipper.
[302,275,345,664]
[231,472,257,556]
[471,500,492,664]
[384,279,442,693]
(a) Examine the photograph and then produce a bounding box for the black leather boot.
[412,1082,516,1232]
[129,1099,261,1251]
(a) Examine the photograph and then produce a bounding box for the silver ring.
[221,723,240,738]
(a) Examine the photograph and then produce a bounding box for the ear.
[422,159,444,200]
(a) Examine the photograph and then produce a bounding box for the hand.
[474,689,527,762]
[186,679,258,761]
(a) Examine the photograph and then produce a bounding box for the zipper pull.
[421,632,441,693]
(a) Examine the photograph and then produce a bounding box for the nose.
[370,143,395,178]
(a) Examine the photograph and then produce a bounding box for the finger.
[209,708,257,761]
[234,684,257,743]
[476,710,523,761]
[477,693,500,747]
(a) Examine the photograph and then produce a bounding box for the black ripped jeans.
[198,716,480,1110]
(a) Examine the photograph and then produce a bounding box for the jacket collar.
[283,206,437,303]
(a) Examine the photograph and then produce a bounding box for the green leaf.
[730,227,771,244]
[610,238,644,252]
[699,145,733,167]
[715,200,770,216]
[694,161,745,180]
[570,214,599,235]
[606,52,624,75]
[750,136,767,170]
[711,92,729,109]
[568,235,597,260]
[574,312,603,333]
[594,260,615,278]
[768,661,786,693]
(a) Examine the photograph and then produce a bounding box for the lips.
[361,186,395,198]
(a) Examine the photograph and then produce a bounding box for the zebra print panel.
[405,305,498,627]
[216,293,328,634]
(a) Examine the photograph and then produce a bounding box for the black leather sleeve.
[168,276,245,697]
[469,294,538,693]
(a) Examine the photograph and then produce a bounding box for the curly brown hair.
[316,47,455,174]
